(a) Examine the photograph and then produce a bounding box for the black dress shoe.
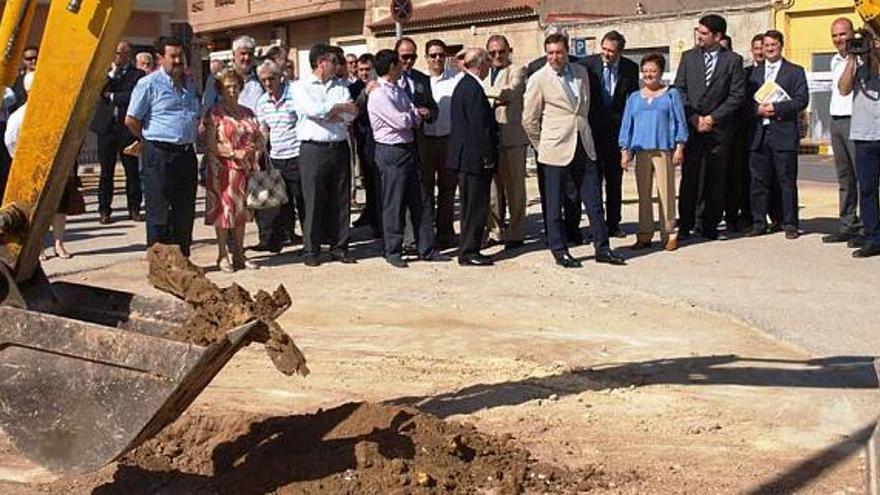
[553,252,582,268]
[304,255,321,267]
[331,251,357,264]
[608,227,626,238]
[701,229,719,240]
[744,226,767,237]
[853,244,880,258]
[251,243,282,254]
[352,215,370,228]
[386,256,408,268]
[784,228,799,240]
[678,229,692,240]
[99,212,113,225]
[768,221,783,233]
[420,249,450,262]
[848,236,866,248]
[458,253,494,266]
[402,244,418,256]
[129,212,144,222]
[595,251,626,266]
[726,219,741,233]
[504,240,524,250]
[822,232,853,244]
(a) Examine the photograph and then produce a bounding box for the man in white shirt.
[290,43,358,266]
[202,35,264,113]
[4,73,34,158]
[824,17,861,243]
[421,39,462,248]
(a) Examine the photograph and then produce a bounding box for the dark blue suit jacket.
[446,73,498,174]
[748,59,809,152]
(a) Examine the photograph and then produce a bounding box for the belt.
[302,140,347,148]
[831,115,851,120]
[376,141,414,148]
[146,140,194,152]
[423,134,449,139]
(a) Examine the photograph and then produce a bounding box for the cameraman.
[839,26,880,258]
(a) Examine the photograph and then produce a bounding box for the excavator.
[0,0,878,478]
[0,0,276,475]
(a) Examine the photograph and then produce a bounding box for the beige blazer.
[522,62,597,166]
[482,63,528,147]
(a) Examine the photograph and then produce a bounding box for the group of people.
[4,11,879,271]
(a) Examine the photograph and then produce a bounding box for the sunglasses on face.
[488,50,507,56]
[24,56,37,61]
[427,52,446,59]
[400,54,417,61]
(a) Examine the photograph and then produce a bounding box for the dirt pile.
[87,401,634,494]
[146,244,308,376]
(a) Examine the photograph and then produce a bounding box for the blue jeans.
[855,140,880,248]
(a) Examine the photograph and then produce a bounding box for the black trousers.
[725,125,752,225]
[97,131,142,214]
[536,150,583,243]
[596,142,623,231]
[256,156,306,249]
[750,128,799,230]
[458,169,492,256]
[356,137,381,231]
[299,141,350,256]
[376,143,434,258]
[0,121,9,204]
[540,141,610,256]
[141,141,197,256]
[680,130,729,234]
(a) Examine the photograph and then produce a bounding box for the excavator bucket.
[0,280,260,473]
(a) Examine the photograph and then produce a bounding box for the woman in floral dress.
[204,69,265,272]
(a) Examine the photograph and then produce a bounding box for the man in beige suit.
[522,33,625,267]
[483,35,529,249]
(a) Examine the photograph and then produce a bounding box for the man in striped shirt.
[254,59,305,254]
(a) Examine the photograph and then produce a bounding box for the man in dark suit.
[349,53,382,237]
[582,31,640,238]
[674,14,745,240]
[447,48,498,267]
[744,30,809,239]
[90,40,146,224]
[395,37,440,248]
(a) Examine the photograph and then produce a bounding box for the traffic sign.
[391,0,412,22]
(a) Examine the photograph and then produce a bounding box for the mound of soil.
[78,401,634,494]
[146,244,308,376]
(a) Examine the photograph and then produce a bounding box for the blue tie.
[402,73,414,101]
[602,64,614,105]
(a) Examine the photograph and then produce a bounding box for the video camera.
[847,28,875,55]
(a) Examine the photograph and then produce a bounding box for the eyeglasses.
[400,54,417,61]
[488,50,507,56]
[427,52,446,59]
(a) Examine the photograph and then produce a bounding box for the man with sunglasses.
[11,46,38,112]
[421,39,461,249]
[483,34,528,250]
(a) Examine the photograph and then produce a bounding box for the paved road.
[798,154,838,184]
[45,163,877,358]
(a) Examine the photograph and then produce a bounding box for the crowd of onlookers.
[2,12,879,270]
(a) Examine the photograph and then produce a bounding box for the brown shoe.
[664,238,678,251]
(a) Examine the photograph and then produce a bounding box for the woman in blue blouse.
[619,53,688,251]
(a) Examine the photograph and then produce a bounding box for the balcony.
[187,0,365,34]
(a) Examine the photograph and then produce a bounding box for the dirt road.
[0,172,876,493]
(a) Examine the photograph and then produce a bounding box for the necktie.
[602,64,614,105]
[559,69,577,106]
[402,73,414,101]
[704,52,715,86]
[765,64,778,83]
[490,67,500,85]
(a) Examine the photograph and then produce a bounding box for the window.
[812,52,835,72]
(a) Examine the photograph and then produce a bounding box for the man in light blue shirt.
[126,36,201,257]
[289,43,358,266]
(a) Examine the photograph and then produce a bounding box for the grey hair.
[257,59,282,77]
[463,48,489,69]
[232,35,256,53]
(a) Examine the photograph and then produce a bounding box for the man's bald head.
[463,47,490,79]
[114,40,132,67]
[831,17,855,56]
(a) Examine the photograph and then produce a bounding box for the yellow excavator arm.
[857,0,880,32]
